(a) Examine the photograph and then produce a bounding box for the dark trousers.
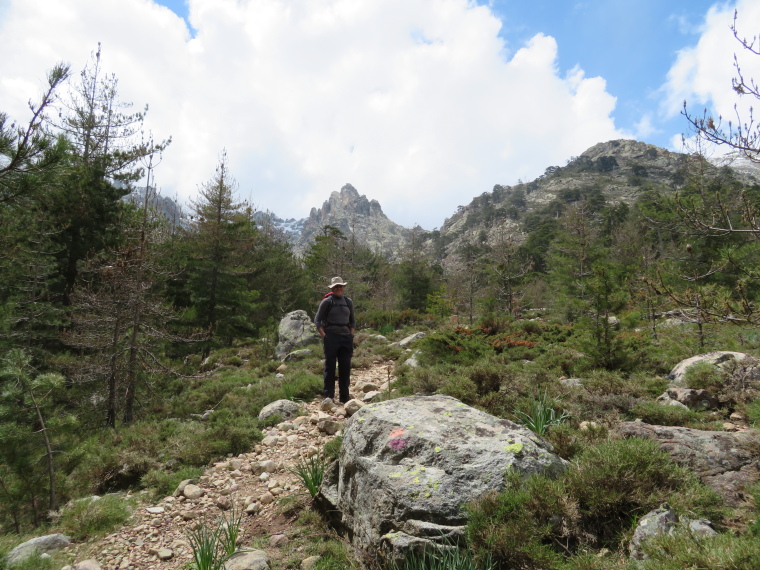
[323,332,353,403]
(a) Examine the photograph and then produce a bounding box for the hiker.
[315,276,356,404]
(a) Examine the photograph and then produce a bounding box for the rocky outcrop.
[319,394,568,556]
[7,533,71,566]
[293,184,410,259]
[615,422,760,506]
[667,351,754,384]
[628,504,716,560]
[275,311,320,361]
[656,387,720,410]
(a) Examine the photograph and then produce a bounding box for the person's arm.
[348,299,356,334]
[315,299,329,338]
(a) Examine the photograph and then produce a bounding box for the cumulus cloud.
[662,0,760,136]
[0,0,625,228]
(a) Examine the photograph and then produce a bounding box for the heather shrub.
[628,401,700,426]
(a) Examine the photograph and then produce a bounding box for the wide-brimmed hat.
[328,276,348,288]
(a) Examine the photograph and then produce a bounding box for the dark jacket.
[315,294,355,335]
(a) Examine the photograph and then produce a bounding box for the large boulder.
[319,394,567,555]
[667,351,756,384]
[615,422,760,506]
[275,310,320,361]
[7,534,71,566]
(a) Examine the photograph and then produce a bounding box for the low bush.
[629,401,700,426]
[466,473,564,569]
[639,530,760,569]
[420,327,495,365]
[564,438,722,545]
[683,361,729,393]
[141,466,205,498]
[56,494,135,541]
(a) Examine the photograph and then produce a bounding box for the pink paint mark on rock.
[389,429,405,438]
[388,438,408,451]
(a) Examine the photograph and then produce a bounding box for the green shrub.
[544,423,608,461]
[324,436,343,461]
[629,401,700,426]
[420,327,495,365]
[56,494,135,541]
[744,398,760,427]
[468,362,507,395]
[439,375,479,405]
[466,473,563,569]
[141,466,205,498]
[639,530,760,569]
[564,438,715,545]
[205,410,263,456]
[683,361,729,392]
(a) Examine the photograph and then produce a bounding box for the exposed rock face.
[293,184,410,258]
[615,422,760,506]
[428,139,760,266]
[319,394,568,555]
[275,310,320,361]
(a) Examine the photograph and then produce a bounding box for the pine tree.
[183,151,260,353]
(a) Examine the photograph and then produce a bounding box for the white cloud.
[0,0,625,228]
[662,0,760,132]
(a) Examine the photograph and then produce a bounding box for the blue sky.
[0,0,755,228]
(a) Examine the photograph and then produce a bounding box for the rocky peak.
[294,184,409,259]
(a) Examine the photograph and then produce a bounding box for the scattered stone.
[301,555,321,569]
[181,510,199,520]
[259,399,301,423]
[157,548,174,560]
[73,560,102,570]
[395,332,426,348]
[183,484,204,500]
[224,548,270,570]
[629,504,716,560]
[319,398,335,412]
[344,399,364,416]
[145,506,165,514]
[285,349,313,362]
[217,496,232,510]
[269,534,289,547]
[317,420,342,435]
[173,479,194,496]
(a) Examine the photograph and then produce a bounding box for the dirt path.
[66,362,396,570]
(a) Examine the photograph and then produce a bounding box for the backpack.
[321,292,353,323]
